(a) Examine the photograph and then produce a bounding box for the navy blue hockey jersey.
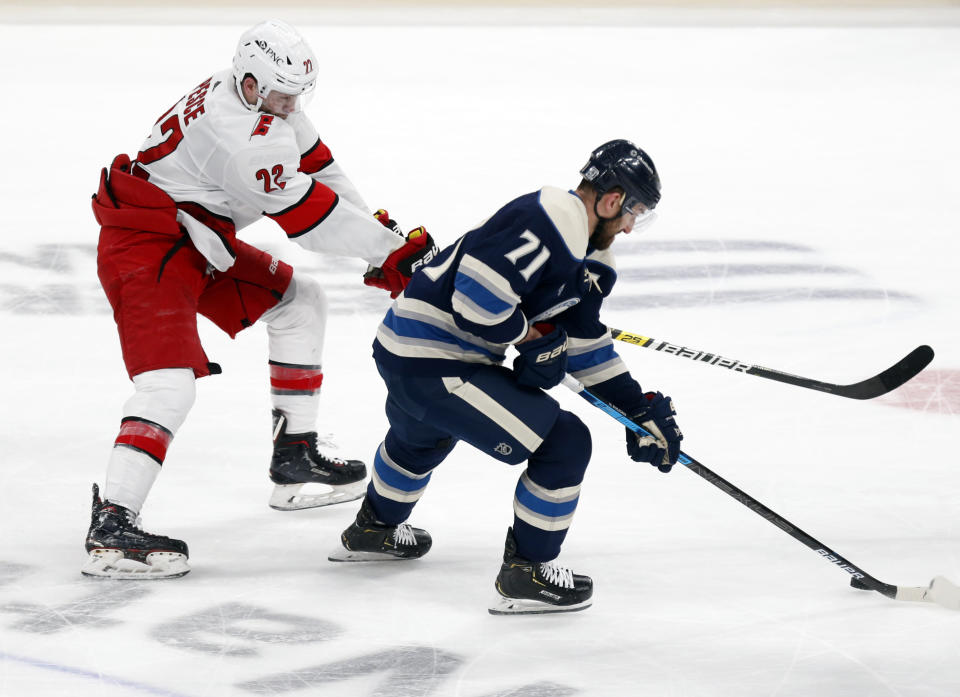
[373,186,644,407]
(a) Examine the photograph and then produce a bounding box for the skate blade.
[488,594,592,616]
[269,480,365,511]
[327,546,418,562]
[81,549,190,580]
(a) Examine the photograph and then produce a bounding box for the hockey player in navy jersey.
[328,140,684,614]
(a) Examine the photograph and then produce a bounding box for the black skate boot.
[489,527,593,615]
[82,483,190,579]
[328,497,432,562]
[269,409,367,510]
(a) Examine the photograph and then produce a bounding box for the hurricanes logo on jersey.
[251,114,274,138]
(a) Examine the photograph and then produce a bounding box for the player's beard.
[589,217,621,250]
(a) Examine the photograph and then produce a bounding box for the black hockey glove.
[626,391,683,472]
[512,323,568,390]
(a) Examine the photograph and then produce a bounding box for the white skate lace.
[318,451,349,466]
[313,433,349,465]
[393,523,417,546]
[112,506,142,531]
[539,561,575,589]
[315,431,341,449]
[107,505,153,536]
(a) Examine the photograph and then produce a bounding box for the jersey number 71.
[505,230,551,281]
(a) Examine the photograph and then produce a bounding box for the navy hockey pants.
[368,362,592,562]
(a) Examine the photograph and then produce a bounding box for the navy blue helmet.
[579,139,661,211]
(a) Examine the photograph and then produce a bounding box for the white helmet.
[233,19,318,112]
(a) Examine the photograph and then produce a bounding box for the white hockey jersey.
[133,69,403,271]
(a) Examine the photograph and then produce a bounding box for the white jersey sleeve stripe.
[570,358,629,386]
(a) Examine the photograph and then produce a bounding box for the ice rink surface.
[1,6,959,697]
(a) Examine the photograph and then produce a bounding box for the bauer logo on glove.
[535,341,567,364]
[402,228,438,275]
[513,323,568,389]
[363,218,439,299]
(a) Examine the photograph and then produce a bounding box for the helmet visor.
[262,82,315,115]
[621,194,657,227]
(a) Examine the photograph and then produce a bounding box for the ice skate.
[328,497,432,561]
[269,409,367,510]
[82,484,190,580]
[489,528,592,615]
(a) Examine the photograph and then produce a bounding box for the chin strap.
[234,77,263,112]
[592,196,620,222]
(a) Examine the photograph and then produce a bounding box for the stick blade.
[892,576,960,610]
[841,344,935,399]
[925,576,960,610]
[852,574,960,610]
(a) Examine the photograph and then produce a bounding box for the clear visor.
[620,194,658,227]
[262,78,316,114]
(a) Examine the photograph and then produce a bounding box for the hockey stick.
[609,328,934,400]
[560,374,960,610]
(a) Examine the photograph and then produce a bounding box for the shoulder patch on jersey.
[537,186,589,261]
[586,248,618,297]
[245,112,296,145]
[251,114,276,138]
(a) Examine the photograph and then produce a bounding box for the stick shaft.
[609,328,933,400]
[560,375,897,598]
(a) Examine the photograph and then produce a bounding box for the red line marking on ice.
[878,369,960,415]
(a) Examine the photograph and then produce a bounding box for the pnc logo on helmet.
[255,39,285,65]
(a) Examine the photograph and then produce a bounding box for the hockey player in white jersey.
[83,19,437,579]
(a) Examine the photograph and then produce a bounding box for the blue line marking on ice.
[0,651,196,697]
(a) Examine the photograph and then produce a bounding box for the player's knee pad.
[527,410,592,488]
[383,429,454,475]
[263,274,328,364]
[124,368,196,434]
[265,274,327,335]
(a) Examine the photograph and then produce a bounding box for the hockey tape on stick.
[560,374,959,611]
